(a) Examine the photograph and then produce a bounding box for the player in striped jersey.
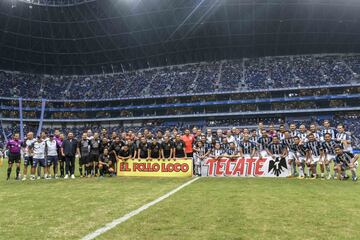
[239,135,257,158]
[334,146,358,181]
[193,141,210,176]
[320,133,340,179]
[309,123,321,141]
[266,135,287,160]
[321,119,337,141]
[209,142,225,160]
[249,130,258,144]
[305,133,323,179]
[282,131,297,177]
[289,123,299,138]
[278,125,286,141]
[224,142,241,158]
[298,124,309,143]
[257,130,272,158]
[336,124,352,153]
[293,136,308,179]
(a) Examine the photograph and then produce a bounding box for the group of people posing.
[1,120,358,181]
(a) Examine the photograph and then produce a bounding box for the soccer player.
[118,144,132,160]
[173,134,187,159]
[298,124,308,143]
[309,123,321,141]
[336,124,352,153]
[45,134,60,179]
[289,123,299,138]
[137,137,150,159]
[266,135,287,161]
[257,130,272,158]
[77,133,91,177]
[334,145,358,181]
[6,133,22,180]
[209,142,224,159]
[89,133,101,176]
[305,133,323,179]
[321,120,337,140]
[293,136,308,179]
[109,136,124,170]
[148,138,161,160]
[224,142,240,158]
[193,141,210,176]
[161,136,174,160]
[99,148,115,177]
[321,133,340,179]
[22,132,36,181]
[30,136,47,180]
[240,135,257,158]
[282,131,297,177]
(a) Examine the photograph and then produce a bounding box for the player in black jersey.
[77,133,90,177]
[173,135,186,159]
[334,146,359,181]
[99,148,115,177]
[118,144,132,161]
[126,139,137,159]
[161,136,174,160]
[137,137,149,159]
[109,136,124,171]
[149,138,162,160]
[89,133,101,176]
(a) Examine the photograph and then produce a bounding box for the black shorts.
[175,153,185,158]
[9,153,21,164]
[80,155,90,165]
[58,155,65,162]
[24,156,33,166]
[89,154,100,162]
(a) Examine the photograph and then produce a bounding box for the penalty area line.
[81,177,200,240]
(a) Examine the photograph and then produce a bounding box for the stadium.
[1,0,360,239]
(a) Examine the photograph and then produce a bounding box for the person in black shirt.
[61,132,78,179]
[89,133,101,176]
[173,135,186,158]
[77,133,91,177]
[137,137,149,159]
[118,145,132,161]
[99,137,110,155]
[99,148,115,177]
[161,136,174,160]
[126,139,137,159]
[109,136,124,167]
[149,138,161,160]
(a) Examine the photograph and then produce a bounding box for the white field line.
[81,177,200,240]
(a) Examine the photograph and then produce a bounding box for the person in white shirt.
[30,137,48,180]
[22,132,36,181]
[45,134,60,179]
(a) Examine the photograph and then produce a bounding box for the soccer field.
[0,166,359,240]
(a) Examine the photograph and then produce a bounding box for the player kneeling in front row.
[99,148,115,177]
[334,146,358,181]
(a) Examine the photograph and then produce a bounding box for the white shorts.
[297,156,306,163]
[243,154,251,158]
[326,154,336,162]
[259,150,268,158]
[310,156,321,164]
[286,152,296,161]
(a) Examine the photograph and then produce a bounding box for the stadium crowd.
[1,54,359,100]
[1,120,358,181]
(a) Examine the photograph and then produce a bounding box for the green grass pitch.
[0,162,359,240]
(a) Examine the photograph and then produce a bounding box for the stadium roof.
[1,0,360,75]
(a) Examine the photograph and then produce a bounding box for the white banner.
[200,157,290,177]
